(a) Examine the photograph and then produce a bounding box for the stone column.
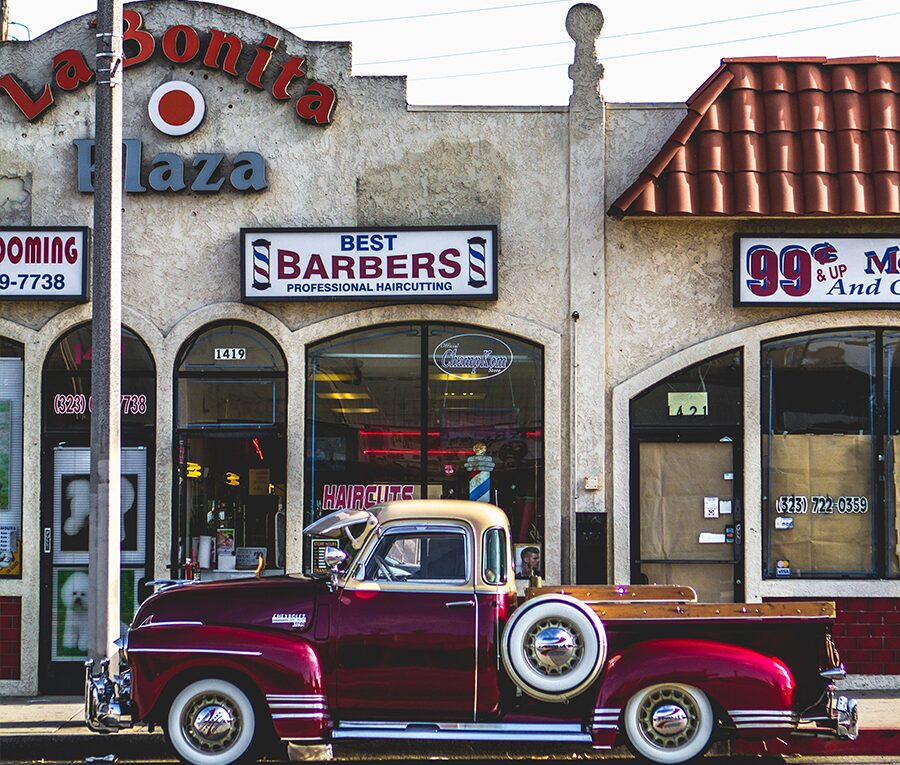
[563,4,605,582]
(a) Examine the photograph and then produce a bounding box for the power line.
[286,0,568,31]
[359,0,866,67]
[411,8,900,81]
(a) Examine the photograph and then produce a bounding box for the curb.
[0,733,169,761]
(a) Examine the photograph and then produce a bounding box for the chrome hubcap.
[182,695,240,752]
[525,619,583,675]
[651,704,689,736]
[638,688,699,749]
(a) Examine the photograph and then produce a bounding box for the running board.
[332,720,592,743]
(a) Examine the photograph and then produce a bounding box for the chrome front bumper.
[826,689,859,740]
[84,657,134,733]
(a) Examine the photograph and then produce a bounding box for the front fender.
[127,624,327,741]
[592,639,796,746]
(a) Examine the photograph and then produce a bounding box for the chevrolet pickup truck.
[86,499,858,765]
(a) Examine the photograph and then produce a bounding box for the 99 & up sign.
[735,235,900,307]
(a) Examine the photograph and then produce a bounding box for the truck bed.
[526,584,835,621]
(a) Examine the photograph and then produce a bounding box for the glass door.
[634,438,742,602]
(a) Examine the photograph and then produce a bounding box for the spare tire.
[500,593,607,702]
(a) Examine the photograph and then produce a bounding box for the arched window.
[305,323,544,577]
[174,323,287,579]
[40,324,155,692]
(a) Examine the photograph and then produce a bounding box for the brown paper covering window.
[768,434,874,574]
[639,442,733,562]
[891,436,900,574]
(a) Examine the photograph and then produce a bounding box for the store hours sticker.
[0,228,89,301]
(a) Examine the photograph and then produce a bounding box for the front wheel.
[623,683,714,764]
[166,678,258,765]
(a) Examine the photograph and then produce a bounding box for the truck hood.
[132,575,327,635]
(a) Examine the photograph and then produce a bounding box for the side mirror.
[323,546,348,572]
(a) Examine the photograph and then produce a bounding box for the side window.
[482,527,507,584]
[365,530,467,583]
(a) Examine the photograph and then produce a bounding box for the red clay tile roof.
[609,57,900,217]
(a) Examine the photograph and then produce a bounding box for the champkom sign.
[735,235,900,307]
[241,227,498,302]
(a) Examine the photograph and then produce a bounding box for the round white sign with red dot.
[148,81,205,136]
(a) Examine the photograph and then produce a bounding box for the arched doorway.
[39,324,156,693]
[173,322,287,579]
[630,349,743,602]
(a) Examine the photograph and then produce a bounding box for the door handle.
[445,599,475,608]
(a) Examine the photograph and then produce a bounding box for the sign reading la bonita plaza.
[0,10,336,126]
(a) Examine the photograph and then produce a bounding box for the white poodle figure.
[61,571,89,652]
[63,477,136,543]
[59,571,131,653]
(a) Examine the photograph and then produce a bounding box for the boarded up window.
[766,434,875,576]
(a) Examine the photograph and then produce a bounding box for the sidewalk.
[1,691,898,762]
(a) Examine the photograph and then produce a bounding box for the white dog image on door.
[60,571,90,652]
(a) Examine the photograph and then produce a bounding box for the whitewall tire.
[166,678,258,765]
[623,683,714,764]
[500,594,607,702]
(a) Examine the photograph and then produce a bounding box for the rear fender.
[591,638,796,746]
[128,624,327,742]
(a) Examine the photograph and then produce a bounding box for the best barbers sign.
[241,227,497,301]
[735,235,900,307]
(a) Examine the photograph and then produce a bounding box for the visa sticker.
[775,517,794,530]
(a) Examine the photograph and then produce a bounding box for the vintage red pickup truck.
[86,499,858,765]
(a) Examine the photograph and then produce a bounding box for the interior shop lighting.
[362,448,473,455]
[186,462,202,478]
[310,372,356,382]
[318,392,371,400]
[430,372,482,380]
[442,391,485,399]
[332,407,379,414]
[359,430,441,436]
[225,471,240,486]
[251,437,264,461]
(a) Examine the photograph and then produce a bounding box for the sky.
[5,0,899,105]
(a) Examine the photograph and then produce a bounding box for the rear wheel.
[623,683,714,764]
[166,678,258,765]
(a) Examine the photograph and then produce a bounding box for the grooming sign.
[0,228,88,301]
[241,227,498,301]
[736,235,900,307]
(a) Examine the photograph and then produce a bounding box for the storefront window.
[0,339,24,578]
[305,323,543,574]
[763,331,877,578]
[40,325,155,690]
[174,323,287,578]
[883,332,900,577]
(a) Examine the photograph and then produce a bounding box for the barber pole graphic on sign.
[467,236,487,288]
[251,239,272,291]
[240,226,498,302]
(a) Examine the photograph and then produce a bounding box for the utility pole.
[88,0,123,669]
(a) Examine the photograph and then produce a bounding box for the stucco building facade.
[0,0,897,694]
